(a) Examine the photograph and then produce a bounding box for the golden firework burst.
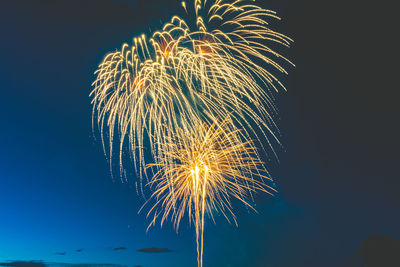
[90,0,293,186]
[142,118,276,267]
[91,1,293,266]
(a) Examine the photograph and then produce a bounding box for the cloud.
[50,264,126,267]
[55,252,66,256]
[0,261,45,267]
[0,261,128,267]
[137,247,173,253]
[113,247,127,251]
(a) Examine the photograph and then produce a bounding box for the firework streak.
[91,1,292,266]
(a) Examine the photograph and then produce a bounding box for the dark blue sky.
[0,0,398,266]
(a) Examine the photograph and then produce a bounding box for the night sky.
[0,0,399,266]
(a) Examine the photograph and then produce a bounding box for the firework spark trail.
[91,0,293,185]
[143,118,276,267]
[91,0,292,266]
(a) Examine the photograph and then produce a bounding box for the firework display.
[91,1,292,266]
[143,118,276,266]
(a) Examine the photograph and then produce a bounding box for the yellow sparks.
[143,118,276,267]
[91,0,293,185]
[90,0,293,266]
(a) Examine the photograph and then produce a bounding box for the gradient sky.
[0,0,398,266]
